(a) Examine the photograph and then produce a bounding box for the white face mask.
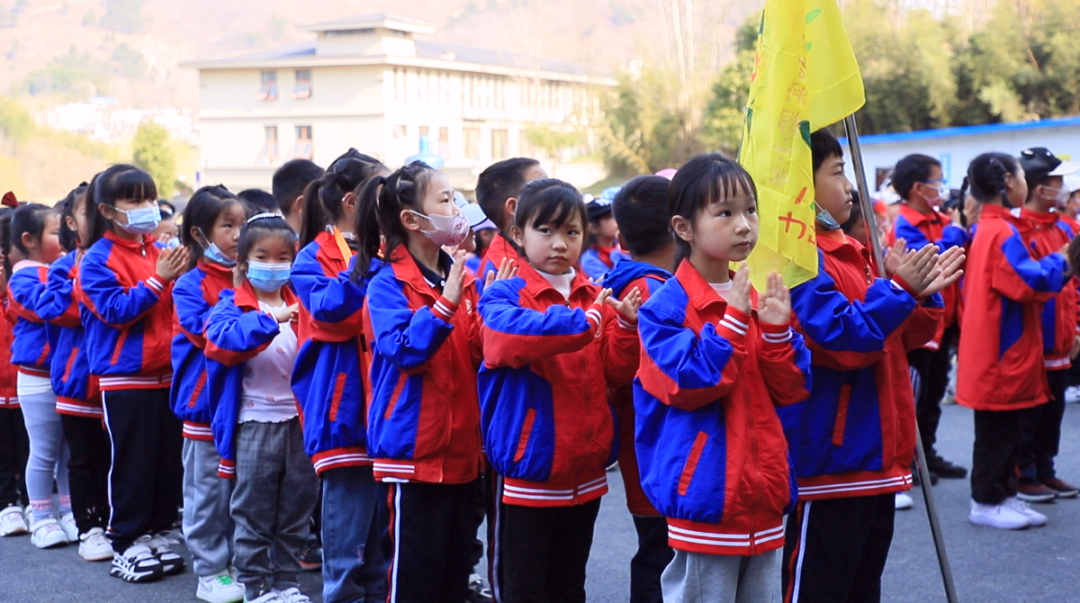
[410,208,470,247]
[1043,185,1070,208]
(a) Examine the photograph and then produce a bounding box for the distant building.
[841,116,1080,191]
[182,14,614,192]
[40,97,196,144]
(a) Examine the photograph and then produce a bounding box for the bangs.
[111,168,157,202]
[515,179,586,230]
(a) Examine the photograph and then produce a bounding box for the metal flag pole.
[843,115,961,603]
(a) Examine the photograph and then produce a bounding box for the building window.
[293,125,313,159]
[294,69,312,99]
[464,126,481,161]
[394,124,408,139]
[257,125,278,166]
[491,128,509,160]
[438,127,450,159]
[259,71,278,101]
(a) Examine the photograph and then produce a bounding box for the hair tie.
[247,212,283,224]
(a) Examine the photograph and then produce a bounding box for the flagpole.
[844,115,961,603]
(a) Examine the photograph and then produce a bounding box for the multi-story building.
[182,14,614,192]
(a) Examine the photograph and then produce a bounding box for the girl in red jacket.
[78,165,190,582]
[479,178,641,603]
[956,153,1068,530]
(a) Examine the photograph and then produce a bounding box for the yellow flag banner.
[740,0,865,289]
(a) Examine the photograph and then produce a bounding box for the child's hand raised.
[893,243,940,294]
[604,286,643,324]
[483,257,518,289]
[884,238,906,278]
[727,266,752,316]
[156,245,189,281]
[757,271,792,325]
[443,249,468,306]
[919,246,965,298]
[271,303,299,324]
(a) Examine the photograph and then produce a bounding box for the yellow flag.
[740,0,865,289]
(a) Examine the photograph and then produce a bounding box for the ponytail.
[958,177,970,229]
[966,152,1019,208]
[351,161,437,281]
[299,149,385,249]
[58,182,89,253]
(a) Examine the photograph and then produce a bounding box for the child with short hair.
[480,178,641,603]
[604,174,676,603]
[475,157,547,281]
[355,162,487,603]
[205,213,316,603]
[272,159,325,233]
[37,185,112,561]
[581,187,630,281]
[780,130,961,602]
[634,154,811,602]
[78,164,190,582]
[957,152,1068,530]
[7,202,73,549]
[171,185,248,603]
[292,149,389,603]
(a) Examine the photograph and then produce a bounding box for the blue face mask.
[246,260,291,292]
[197,228,236,267]
[162,237,181,250]
[111,205,161,235]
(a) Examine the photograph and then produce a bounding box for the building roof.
[840,116,1080,146]
[298,14,437,35]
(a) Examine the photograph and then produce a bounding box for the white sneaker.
[78,527,113,561]
[969,500,1029,530]
[1004,496,1048,527]
[110,540,164,583]
[147,531,186,575]
[59,512,79,543]
[895,492,914,510]
[0,505,28,536]
[197,572,246,603]
[244,590,284,603]
[1066,386,1080,404]
[30,518,68,548]
[275,588,312,603]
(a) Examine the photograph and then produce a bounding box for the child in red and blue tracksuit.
[77,165,189,582]
[170,185,247,601]
[781,131,948,603]
[291,150,388,603]
[205,213,317,602]
[957,153,1068,531]
[480,178,640,603]
[604,174,676,603]
[37,186,110,555]
[357,163,484,603]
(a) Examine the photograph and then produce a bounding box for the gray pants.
[183,438,235,577]
[662,548,781,603]
[230,418,319,595]
[20,393,70,521]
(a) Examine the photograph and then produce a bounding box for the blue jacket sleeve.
[37,260,79,326]
[365,268,454,372]
[291,255,366,330]
[992,229,1067,302]
[173,272,213,346]
[940,224,970,250]
[204,291,281,367]
[790,251,917,371]
[479,278,597,369]
[78,254,163,327]
[9,270,47,323]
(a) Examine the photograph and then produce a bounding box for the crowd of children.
[0,128,1076,603]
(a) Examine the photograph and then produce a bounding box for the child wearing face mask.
[77,165,190,583]
[171,185,248,603]
[353,162,492,603]
[479,178,642,603]
[204,213,316,603]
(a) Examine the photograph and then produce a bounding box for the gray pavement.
[3,403,1080,602]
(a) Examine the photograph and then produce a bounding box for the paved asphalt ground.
[3,402,1080,603]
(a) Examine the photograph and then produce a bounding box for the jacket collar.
[387,247,474,299]
[674,259,734,313]
[898,203,948,227]
[233,279,297,312]
[197,259,235,280]
[517,259,594,302]
[1018,206,1062,226]
[104,229,156,253]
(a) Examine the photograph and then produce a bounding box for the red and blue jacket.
[1012,207,1078,370]
[478,232,522,285]
[888,204,969,349]
[602,259,670,516]
[170,260,234,441]
[781,230,942,500]
[76,231,174,390]
[9,260,57,376]
[205,282,299,478]
[635,260,812,555]
[291,230,372,475]
[0,296,17,408]
[957,204,1068,411]
[479,262,639,507]
[38,252,100,417]
[362,250,484,485]
[581,246,630,282]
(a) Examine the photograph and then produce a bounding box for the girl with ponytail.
[957,152,1069,530]
[290,149,390,603]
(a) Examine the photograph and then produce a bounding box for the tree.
[133,122,176,199]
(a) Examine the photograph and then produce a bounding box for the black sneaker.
[110,541,164,583]
[1043,477,1080,498]
[927,455,967,479]
[298,541,322,571]
[912,467,939,486]
[147,532,186,575]
[467,574,493,603]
